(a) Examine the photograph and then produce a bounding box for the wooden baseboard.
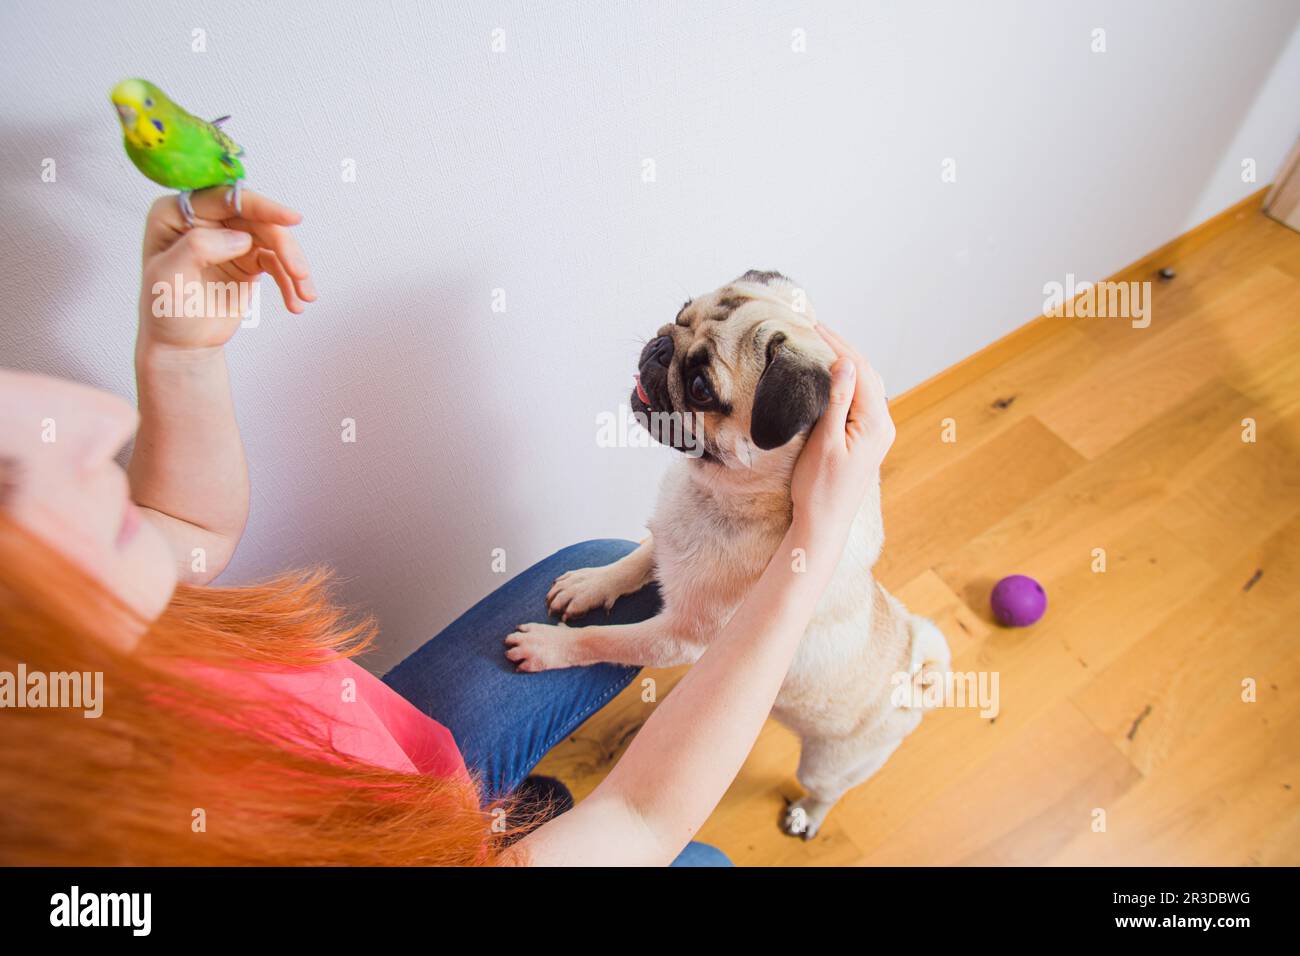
[889,187,1272,423]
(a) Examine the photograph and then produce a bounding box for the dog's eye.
[688,373,714,406]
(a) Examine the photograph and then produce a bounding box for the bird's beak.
[114,103,137,127]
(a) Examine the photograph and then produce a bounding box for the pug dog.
[505,270,950,839]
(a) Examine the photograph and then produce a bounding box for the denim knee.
[669,841,734,867]
[544,538,640,569]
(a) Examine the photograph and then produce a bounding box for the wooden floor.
[535,191,1300,865]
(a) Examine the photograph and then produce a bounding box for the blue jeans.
[383,538,732,867]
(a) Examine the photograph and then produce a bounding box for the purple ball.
[991,575,1047,627]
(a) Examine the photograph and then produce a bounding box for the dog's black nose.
[647,335,674,368]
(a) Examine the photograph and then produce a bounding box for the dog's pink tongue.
[635,374,650,404]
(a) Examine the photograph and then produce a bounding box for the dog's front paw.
[547,566,624,622]
[505,621,579,672]
[781,797,828,840]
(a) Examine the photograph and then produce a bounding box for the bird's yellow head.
[110,79,170,149]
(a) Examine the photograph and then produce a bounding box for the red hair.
[0,512,520,865]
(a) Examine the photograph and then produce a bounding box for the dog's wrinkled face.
[631,270,834,468]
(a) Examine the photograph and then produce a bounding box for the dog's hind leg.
[781,735,904,840]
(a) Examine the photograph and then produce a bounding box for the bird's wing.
[209,121,245,158]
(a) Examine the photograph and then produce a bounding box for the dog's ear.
[736,269,789,286]
[750,333,832,450]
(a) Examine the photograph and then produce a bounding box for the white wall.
[2,0,1298,673]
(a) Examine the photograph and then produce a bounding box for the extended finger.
[814,323,876,427]
[228,218,316,301]
[189,186,302,226]
[815,322,866,370]
[818,357,857,446]
[256,248,303,314]
[814,322,849,362]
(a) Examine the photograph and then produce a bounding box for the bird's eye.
[688,373,714,406]
[143,97,153,107]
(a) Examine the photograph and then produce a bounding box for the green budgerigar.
[110,78,246,225]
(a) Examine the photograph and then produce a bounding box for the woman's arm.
[509,514,842,865]
[130,344,250,584]
[509,326,895,865]
[126,189,314,583]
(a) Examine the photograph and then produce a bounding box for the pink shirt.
[192,656,468,781]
